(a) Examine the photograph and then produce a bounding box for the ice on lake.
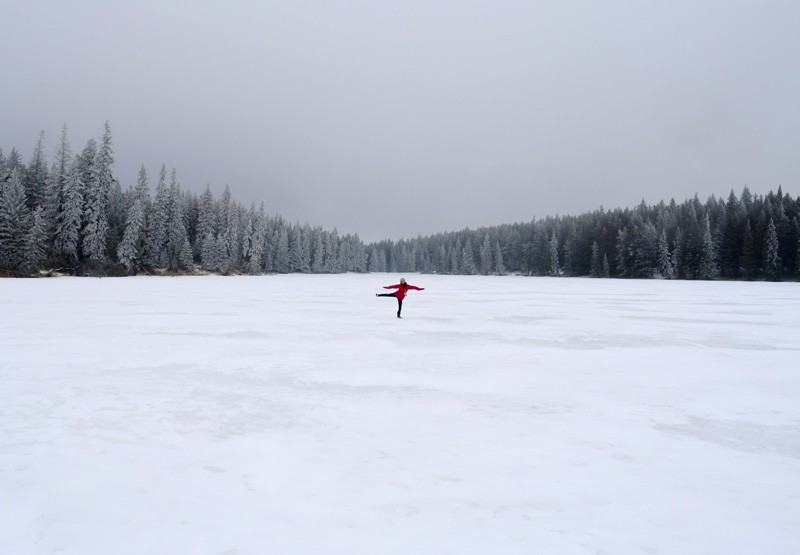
[1,274,799,554]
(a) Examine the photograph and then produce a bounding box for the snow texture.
[1,274,799,554]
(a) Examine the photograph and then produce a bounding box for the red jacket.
[384,283,424,300]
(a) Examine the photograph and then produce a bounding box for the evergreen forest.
[2,124,799,281]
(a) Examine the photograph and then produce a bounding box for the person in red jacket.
[376,277,424,318]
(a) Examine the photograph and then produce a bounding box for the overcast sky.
[2,1,799,242]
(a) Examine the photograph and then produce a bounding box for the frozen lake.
[1,274,799,554]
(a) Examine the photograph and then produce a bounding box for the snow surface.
[1,274,799,555]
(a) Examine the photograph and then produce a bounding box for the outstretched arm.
[407,285,424,291]
[384,284,400,290]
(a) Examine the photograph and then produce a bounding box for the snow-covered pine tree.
[354,236,367,272]
[275,226,290,273]
[0,170,31,272]
[117,192,146,273]
[116,166,150,273]
[73,139,96,197]
[698,212,718,279]
[165,169,192,271]
[461,238,476,275]
[366,247,378,272]
[52,124,72,185]
[199,236,218,271]
[615,227,631,278]
[378,248,388,272]
[4,148,23,175]
[23,206,47,273]
[339,236,353,272]
[406,243,417,272]
[81,123,114,268]
[216,185,239,271]
[216,233,232,274]
[325,230,340,273]
[71,139,97,260]
[288,225,303,272]
[386,243,398,273]
[144,164,169,268]
[201,233,222,272]
[248,204,267,274]
[45,125,72,255]
[393,243,405,272]
[671,227,684,279]
[311,229,325,273]
[449,242,460,274]
[233,203,248,271]
[180,237,193,270]
[240,205,255,272]
[299,225,312,272]
[106,179,126,259]
[81,188,107,266]
[261,219,276,272]
[720,190,742,277]
[657,229,674,279]
[369,247,387,272]
[633,220,658,278]
[479,234,492,275]
[354,236,368,272]
[53,164,84,268]
[220,187,235,267]
[590,241,601,277]
[563,234,577,276]
[436,245,447,273]
[741,220,755,279]
[195,185,217,259]
[493,240,505,275]
[181,189,199,253]
[23,131,49,211]
[531,224,550,275]
[549,231,559,276]
[765,216,780,280]
[422,249,435,273]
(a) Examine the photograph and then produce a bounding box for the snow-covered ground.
[1,274,799,554]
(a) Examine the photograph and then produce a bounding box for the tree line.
[0,124,367,277]
[369,188,800,280]
[2,124,798,280]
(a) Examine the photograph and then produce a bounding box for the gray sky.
[2,1,799,242]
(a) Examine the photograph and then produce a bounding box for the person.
[376,277,424,318]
